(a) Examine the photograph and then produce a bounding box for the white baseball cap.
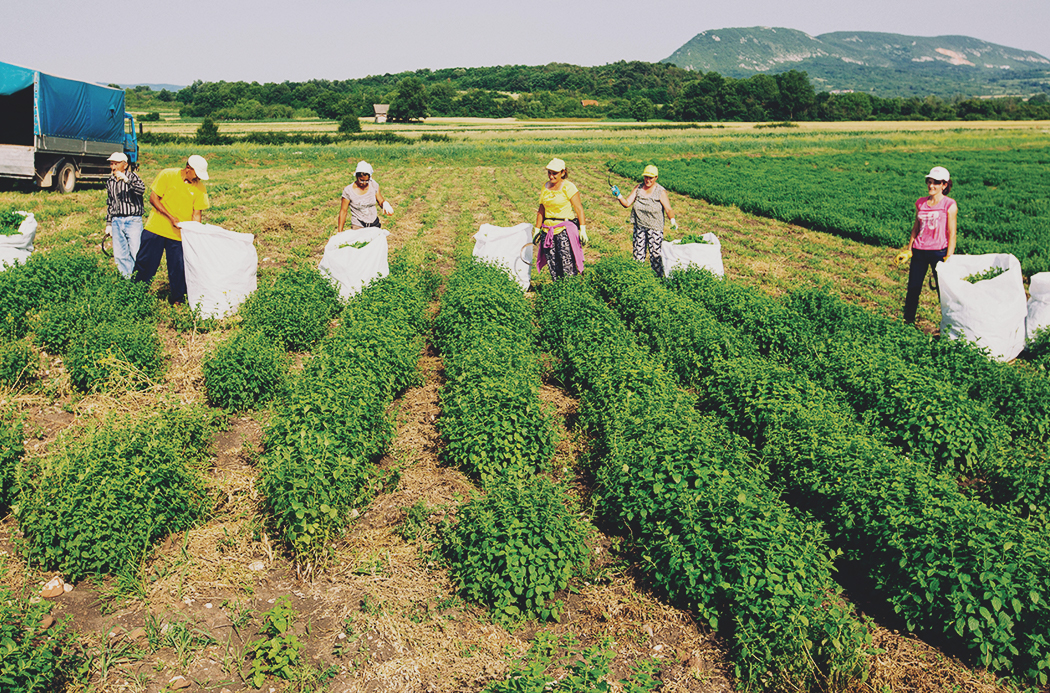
[545,158,566,172]
[355,161,374,175]
[108,152,128,163]
[187,154,209,180]
[926,166,950,181]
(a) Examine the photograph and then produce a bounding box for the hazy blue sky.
[3,0,1048,86]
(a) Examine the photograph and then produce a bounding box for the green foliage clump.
[0,338,35,387]
[17,407,218,581]
[202,329,289,410]
[32,274,157,353]
[442,477,591,623]
[483,632,622,692]
[0,209,26,235]
[0,585,84,692]
[63,319,163,392]
[260,265,436,566]
[246,597,301,688]
[1029,327,1050,369]
[0,251,102,339]
[963,266,1008,283]
[337,115,362,134]
[434,260,554,485]
[0,411,24,514]
[241,265,342,351]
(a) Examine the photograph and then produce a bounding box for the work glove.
[533,226,542,243]
[104,225,112,237]
[611,185,620,197]
[115,171,128,182]
[579,225,589,245]
[382,200,393,215]
[669,218,678,230]
[893,247,912,267]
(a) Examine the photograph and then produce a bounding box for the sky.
[2,0,1049,87]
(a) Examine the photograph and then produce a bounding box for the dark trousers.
[903,247,947,324]
[134,229,186,304]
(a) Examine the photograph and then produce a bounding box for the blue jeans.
[134,229,186,304]
[110,216,143,278]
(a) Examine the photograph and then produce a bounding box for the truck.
[0,60,138,193]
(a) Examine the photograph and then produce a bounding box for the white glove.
[104,225,112,237]
[670,218,678,230]
[578,225,589,245]
[382,200,393,215]
[115,171,128,182]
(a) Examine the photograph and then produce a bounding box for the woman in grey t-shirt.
[614,164,676,276]
[337,161,393,231]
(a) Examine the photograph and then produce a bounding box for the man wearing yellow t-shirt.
[133,155,210,304]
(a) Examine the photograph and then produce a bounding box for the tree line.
[125,60,1050,123]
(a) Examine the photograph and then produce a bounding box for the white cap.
[187,154,209,180]
[108,152,128,163]
[926,166,950,181]
[545,158,566,172]
[355,161,374,175]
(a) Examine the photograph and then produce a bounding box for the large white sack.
[937,253,1027,362]
[318,228,389,300]
[1027,272,1050,344]
[472,223,533,291]
[0,212,36,253]
[180,221,258,319]
[0,247,31,271]
[661,233,724,277]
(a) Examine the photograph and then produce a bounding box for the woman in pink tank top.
[903,166,957,325]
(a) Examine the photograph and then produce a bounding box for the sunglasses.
[926,178,947,186]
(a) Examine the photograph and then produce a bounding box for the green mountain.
[664,27,1050,97]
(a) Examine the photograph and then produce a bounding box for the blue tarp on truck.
[0,60,125,144]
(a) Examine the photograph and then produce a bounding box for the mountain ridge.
[663,27,1050,96]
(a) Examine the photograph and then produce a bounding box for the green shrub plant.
[202,329,289,410]
[240,264,342,351]
[260,263,437,568]
[0,582,84,692]
[17,406,219,581]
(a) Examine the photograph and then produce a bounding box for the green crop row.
[259,261,437,567]
[591,259,1050,682]
[0,251,162,391]
[433,259,555,485]
[536,277,870,692]
[667,269,1050,519]
[16,407,219,582]
[0,581,84,692]
[611,147,1050,275]
[433,260,590,623]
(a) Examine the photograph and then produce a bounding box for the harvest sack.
[472,223,533,291]
[0,247,31,271]
[937,253,1027,362]
[661,233,724,277]
[0,212,37,253]
[179,221,258,319]
[1026,272,1050,344]
[318,228,389,300]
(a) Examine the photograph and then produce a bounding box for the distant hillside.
[664,27,1050,97]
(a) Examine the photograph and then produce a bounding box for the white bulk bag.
[0,212,36,253]
[661,232,724,277]
[937,253,1027,362]
[1026,272,1050,344]
[318,228,389,300]
[0,247,31,271]
[180,221,258,319]
[472,223,533,291]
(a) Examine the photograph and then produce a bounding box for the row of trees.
[128,60,1050,123]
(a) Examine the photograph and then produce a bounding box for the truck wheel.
[53,162,77,193]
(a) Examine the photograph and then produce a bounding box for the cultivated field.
[1,120,1047,693]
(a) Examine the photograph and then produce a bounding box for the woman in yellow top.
[534,158,587,279]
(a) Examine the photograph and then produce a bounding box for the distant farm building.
[373,104,389,123]
[581,99,599,107]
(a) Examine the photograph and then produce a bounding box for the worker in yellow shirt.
[133,155,210,304]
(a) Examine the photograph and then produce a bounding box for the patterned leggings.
[633,226,665,277]
[545,231,580,280]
